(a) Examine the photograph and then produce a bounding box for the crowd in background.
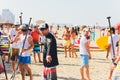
[1,22,120,80]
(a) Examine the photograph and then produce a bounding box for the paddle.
[0,48,8,80]
[107,16,115,60]
[10,16,32,80]
[19,12,23,25]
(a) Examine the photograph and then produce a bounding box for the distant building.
[0,9,15,33]
[0,9,15,24]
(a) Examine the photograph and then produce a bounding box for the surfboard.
[96,36,108,50]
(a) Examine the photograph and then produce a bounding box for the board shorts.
[80,54,89,66]
[42,67,57,80]
[33,43,40,53]
[63,40,70,47]
[112,64,120,80]
[11,48,19,61]
[18,56,31,64]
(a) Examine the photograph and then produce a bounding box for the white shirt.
[19,34,31,57]
[40,36,46,44]
[80,36,88,55]
[9,28,21,48]
[108,34,119,58]
[9,28,18,41]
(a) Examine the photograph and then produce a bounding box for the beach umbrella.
[36,20,45,24]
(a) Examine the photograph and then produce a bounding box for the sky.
[0,0,120,26]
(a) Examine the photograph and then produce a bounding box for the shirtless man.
[62,27,71,57]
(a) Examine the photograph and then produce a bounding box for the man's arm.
[46,38,52,56]
[115,41,119,57]
[8,30,12,44]
[85,41,91,59]
[115,46,119,57]
[46,38,52,63]
[27,36,34,51]
[8,35,12,44]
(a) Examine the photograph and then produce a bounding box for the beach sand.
[0,50,111,80]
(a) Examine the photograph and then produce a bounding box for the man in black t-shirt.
[39,23,59,80]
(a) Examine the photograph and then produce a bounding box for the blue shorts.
[80,54,89,66]
[112,65,120,80]
[112,76,120,80]
[33,47,40,53]
[18,56,31,64]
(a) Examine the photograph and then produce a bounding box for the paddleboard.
[96,36,108,50]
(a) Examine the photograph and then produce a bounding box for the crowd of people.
[0,23,60,80]
[1,22,120,80]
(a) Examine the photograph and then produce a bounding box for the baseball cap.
[39,23,49,31]
[83,28,89,32]
[114,23,120,30]
[18,24,29,31]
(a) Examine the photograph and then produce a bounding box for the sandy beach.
[0,0,120,79]
[0,51,111,80]
[0,45,111,80]
[0,29,112,80]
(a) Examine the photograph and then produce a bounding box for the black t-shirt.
[43,33,59,67]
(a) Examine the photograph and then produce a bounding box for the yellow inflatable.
[96,36,108,50]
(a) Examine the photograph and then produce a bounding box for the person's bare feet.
[107,78,111,80]
[39,61,43,63]
[34,61,37,63]
[81,78,87,80]
[69,54,71,57]
[65,55,67,58]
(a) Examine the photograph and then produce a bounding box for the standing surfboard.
[96,36,108,50]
